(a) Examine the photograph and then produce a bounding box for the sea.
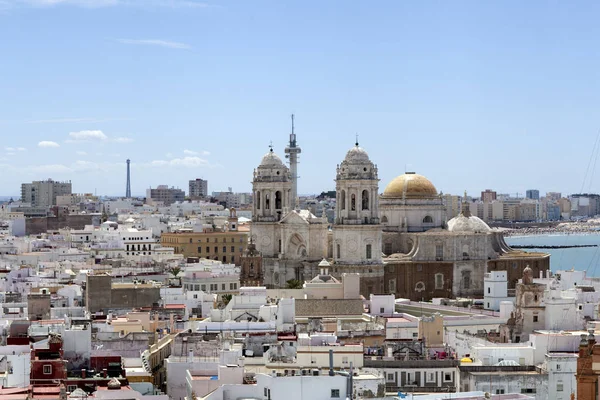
[505,233,600,277]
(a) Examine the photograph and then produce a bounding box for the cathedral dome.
[383,173,438,198]
[259,149,285,168]
[344,144,370,164]
[447,214,491,233]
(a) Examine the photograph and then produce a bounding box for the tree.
[221,294,232,306]
[170,266,181,277]
[286,279,303,289]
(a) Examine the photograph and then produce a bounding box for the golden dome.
[382,173,438,198]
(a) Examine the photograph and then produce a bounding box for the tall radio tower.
[284,114,301,209]
[125,159,131,198]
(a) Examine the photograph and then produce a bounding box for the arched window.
[336,243,341,259]
[423,215,433,223]
[366,244,372,259]
[362,190,369,210]
[381,215,388,224]
[256,191,261,210]
[265,193,270,210]
[351,194,356,211]
[415,281,425,292]
[340,190,346,210]
[275,191,282,209]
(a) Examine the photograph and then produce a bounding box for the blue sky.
[1,0,600,198]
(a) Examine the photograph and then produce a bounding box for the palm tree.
[286,279,303,289]
[170,266,181,277]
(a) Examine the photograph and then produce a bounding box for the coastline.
[501,223,600,237]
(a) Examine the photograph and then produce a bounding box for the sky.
[2,1,600,198]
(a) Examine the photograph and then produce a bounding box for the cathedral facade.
[249,136,550,300]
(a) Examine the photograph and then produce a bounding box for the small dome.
[447,214,491,233]
[259,150,285,168]
[344,144,370,164]
[383,173,438,198]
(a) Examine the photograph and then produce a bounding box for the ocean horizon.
[505,233,600,277]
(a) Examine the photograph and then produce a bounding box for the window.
[444,372,452,382]
[331,389,340,398]
[520,389,536,394]
[231,256,235,263]
[230,283,236,290]
[206,247,210,253]
[557,364,561,371]
[221,283,226,290]
[426,372,435,383]
[387,373,394,381]
[189,238,193,243]
[197,246,202,253]
[351,194,356,211]
[533,315,538,322]
[342,356,348,364]
[43,365,52,374]
[214,246,218,253]
[496,389,505,394]
[366,244,372,259]
[412,332,418,338]
[231,246,235,252]
[361,190,369,210]
[423,215,433,223]
[384,242,392,254]
[340,190,346,210]
[201,284,206,291]
[435,273,444,290]
[488,287,491,294]
[380,307,385,314]
[389,279,396,293]
[193,294,198,299]
[256,191,261,209]
[435,244,443,259]
[336,244,341,259]
[557,382,564,392]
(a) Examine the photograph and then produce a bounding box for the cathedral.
[248,130,550,300]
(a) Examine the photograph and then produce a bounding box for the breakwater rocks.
[510,244,598,249]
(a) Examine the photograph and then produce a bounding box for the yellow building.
[160,231,248,265]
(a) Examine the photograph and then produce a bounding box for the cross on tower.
[355,133,359,146]
[269,141,273,152]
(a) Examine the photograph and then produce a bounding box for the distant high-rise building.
[481,189,497,203]
[189,178,208,198]
[21,179,72,208]
[126,159,131,198]
[526,189,540,200]
[146,185,185,206]
[546,192,562,202]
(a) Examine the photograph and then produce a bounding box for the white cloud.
[4,147,14,151]
[202,150,210,156]
[117,39,191,49]
[76,151,87,156]
[38,141,60,148]
[183,149,198,155]
[113,137,133,143]
[17,147,26,151]
[28,164,72,174]
[69,130,108,141]
[5,152,15,156]
[148,156,209,168]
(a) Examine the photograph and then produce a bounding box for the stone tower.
[240,240,263,287]
[332,141,384,296]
